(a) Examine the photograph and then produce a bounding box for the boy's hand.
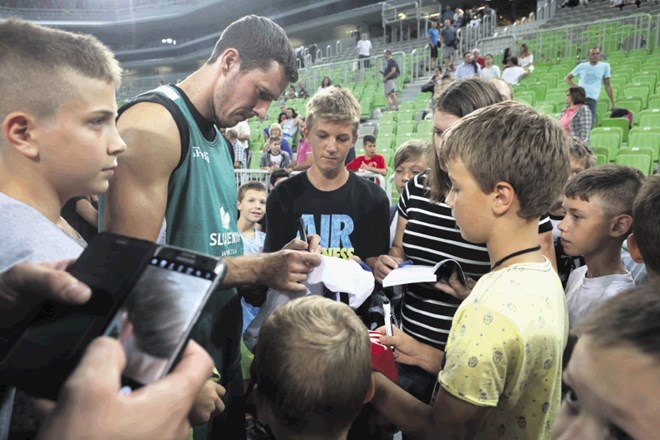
[36,338,212,440]
[373,254,403,284]
[434,273,475,300]
[377,325,444,374]
[189,380,226,426]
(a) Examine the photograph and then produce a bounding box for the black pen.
[297,217,308,246]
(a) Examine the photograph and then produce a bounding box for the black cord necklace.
[491,245,541,270]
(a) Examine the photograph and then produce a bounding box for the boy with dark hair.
[254,296,374,440]
[269,168,290,190]
[559,164,644,329]
[549,137,596,286]
[553,283,660,439]
[626,175,659,283]
[371,101,570,440]
[346,134,387,176]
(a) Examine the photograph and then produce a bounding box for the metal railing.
[477,13,654,64]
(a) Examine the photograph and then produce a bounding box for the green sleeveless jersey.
[159,85,244,257]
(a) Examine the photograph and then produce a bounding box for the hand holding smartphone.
[0,233,226,399]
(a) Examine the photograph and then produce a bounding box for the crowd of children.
[1,15,658,440]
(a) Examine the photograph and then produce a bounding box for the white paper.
[382,259,462,288]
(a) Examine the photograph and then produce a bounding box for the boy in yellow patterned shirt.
[371,101,570,440]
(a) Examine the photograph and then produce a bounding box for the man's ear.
[491,181,515,217]
[626,234,645,264]
[610,214,633,238]
[219,49,240,75]
[363,373,376,404]
[2,112,40,159]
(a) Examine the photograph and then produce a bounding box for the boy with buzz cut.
[346,134,387,176]
[253,295,374,440]
[0,18,125,437]
[558,164,644,329]
[0,18,125,269]
[627,175,660,283]
[371,101,570,440]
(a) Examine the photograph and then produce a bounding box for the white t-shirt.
[480,65,501,79]
[356,39,372,56]
[565,265,635,329]
[230,120,250,152]
[269,153,283,168]
[502,66,525,85]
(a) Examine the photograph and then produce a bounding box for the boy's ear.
[2,112,40,159]
[363,373,376,404]
[491,181,515,216]
[626,234,645,263]
[610,214,633,238]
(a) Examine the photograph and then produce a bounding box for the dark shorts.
[430,44,438,58]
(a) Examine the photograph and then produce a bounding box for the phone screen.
[102,256,215,386]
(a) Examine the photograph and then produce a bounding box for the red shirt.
[346,154,386,172]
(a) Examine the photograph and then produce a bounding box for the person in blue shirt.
[565,47,616,127]
[427,20,440,68]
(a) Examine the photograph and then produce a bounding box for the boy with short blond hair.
[371,101,570,440]
[264,86,389,266]
[627,175,660,283]
[559,164,644,329]
[253,295,373,440]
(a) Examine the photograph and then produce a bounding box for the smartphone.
[102,245,224,388]
[0,233,226,399]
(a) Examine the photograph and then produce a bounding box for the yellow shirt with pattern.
[438,259,568,440]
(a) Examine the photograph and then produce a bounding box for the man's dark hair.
[363,134,376,145]
[207,15,298,83]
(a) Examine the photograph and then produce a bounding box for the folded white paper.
[382,259,463,288]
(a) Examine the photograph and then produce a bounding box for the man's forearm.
[221,254,266,287]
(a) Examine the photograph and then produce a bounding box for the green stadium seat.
[417,119,433,136]
[379,112,397,124]
[378,123,396,137]
[648,95,660,110]
[397,122,416,134]
[639,109,660,128]
[617,146,658,163]
[616,98,643,126]
[249,152,262,169]
[622,85,650,108]
[600,118,630,143]
[375,135,394,152]
[615,154,652,175]
[516,91,535,106]
[590,127,623,159]
[595,153,608,166]
[628,130,660,161]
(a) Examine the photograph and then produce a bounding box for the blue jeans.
[585,97,598,127]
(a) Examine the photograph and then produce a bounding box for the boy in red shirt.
[347,135,387,176]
